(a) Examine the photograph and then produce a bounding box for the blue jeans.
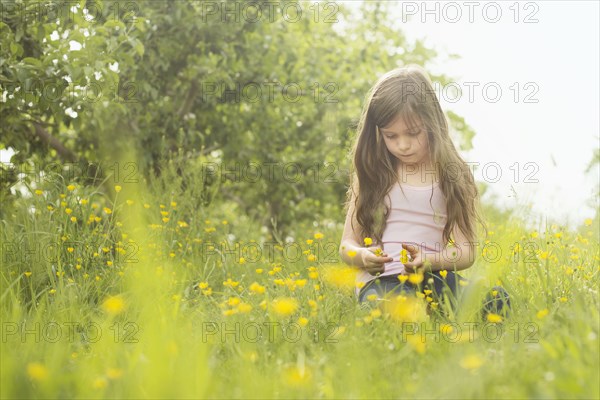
[357,271,511,318]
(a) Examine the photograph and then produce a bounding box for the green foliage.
[1,0,476,235]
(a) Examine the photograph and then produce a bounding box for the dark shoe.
[481,285,511,321]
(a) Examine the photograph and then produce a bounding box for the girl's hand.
[401,243,424,273]
[361,247,393,276]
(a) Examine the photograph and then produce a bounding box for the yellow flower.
[227,297,241,306]
[67,247,74,253]
[530,231,538,239]
[439,270,448,279]
[487,313,503,323]
[238,257,246,264]
[102,295,126,315]
[407,335,426,354]
[400,248,409,264]
[408,273,423,285]
[383,295,428,324]
[321,265,357,292]
[93,377,108,389]
[249,282,266,294]
[171,201,177,207]
[298,317,309,327]
[314,232,324,240]
[103,207,112,214]
[363,237,373,246]
[296,279,307,287]
[24,271,32,277]
[126,200,134,206]
[198,282,209,289]
[67,184,76,191]
[536,309,549,319]
[34,189,43,195]
[271,297,299,317]
[397,275,409,283]
[223,278,239,288]
[584,218,593,226]
[222,309,238,317]
[238,303,252,313]
[65,208,73,215]
[27,362,48,381]
[554,232,563,239]
[347,250,357,258]
[282,365,312,387]
[307,254,316,262]
[439,324,454,335]
[306,239,314,245]
[70,216,77,223]
[460,355,484,370]
[114,185,122,193]
[367,294,379,302]
[106,368,123,380]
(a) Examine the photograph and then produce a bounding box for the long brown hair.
[344,65,487,247]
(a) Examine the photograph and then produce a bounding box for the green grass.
[1,164,598,399]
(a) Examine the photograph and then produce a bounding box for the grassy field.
[1,169,599,399]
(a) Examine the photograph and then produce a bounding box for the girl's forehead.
[382,112,423,130]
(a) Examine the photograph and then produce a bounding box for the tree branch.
[32,122,78,162]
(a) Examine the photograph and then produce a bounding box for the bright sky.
[342,0,599,230]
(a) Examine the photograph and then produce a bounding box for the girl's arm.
[423,226,476,272]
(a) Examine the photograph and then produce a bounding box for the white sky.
[342,0,599,229]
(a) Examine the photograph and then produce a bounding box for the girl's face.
[379,114,431,169]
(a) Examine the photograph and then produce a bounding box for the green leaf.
[134,41,145,57]
[22,57,43,68]
[104,20,126,31]
[9,42,23,57]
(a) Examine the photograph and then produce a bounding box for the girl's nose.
[398,138,411,152]
[398,144,411,153]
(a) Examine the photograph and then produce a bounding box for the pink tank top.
[355,181,448,296]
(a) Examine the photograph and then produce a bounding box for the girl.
[338,65,510,319]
